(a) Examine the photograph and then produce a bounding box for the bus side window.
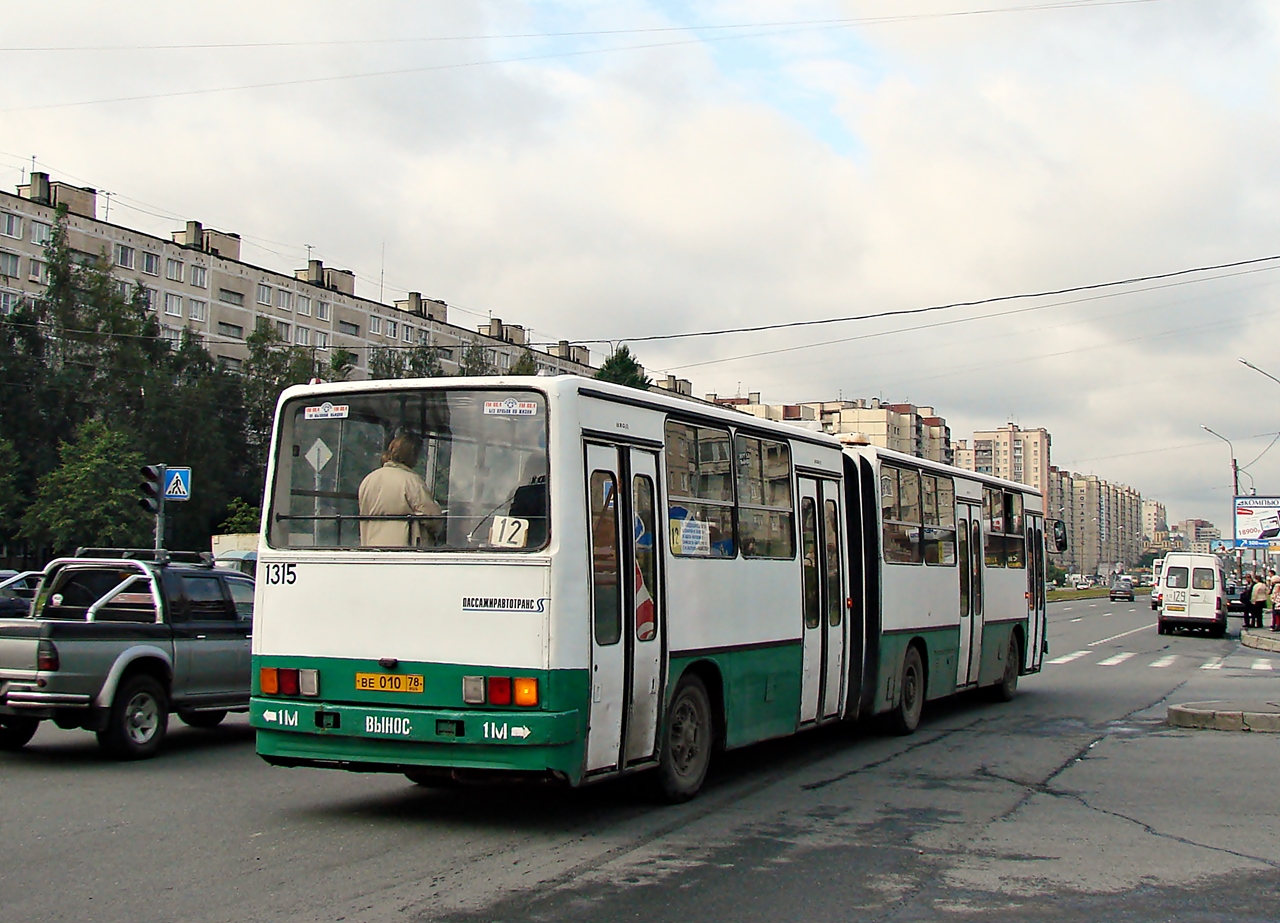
[801,498,820,629]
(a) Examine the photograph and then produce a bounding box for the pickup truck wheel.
[0,716,39,750]
[98,675,169,760]
[178,710,227,729]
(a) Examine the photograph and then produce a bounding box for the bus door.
[799,477,846,724]
[585,443,665,774]
[1026,515,1046,670]
[957,502,983,686]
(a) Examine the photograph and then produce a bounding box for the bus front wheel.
[654,674,713,803]
[887,646,925,736]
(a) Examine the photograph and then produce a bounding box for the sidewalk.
[1164,628,1280,732]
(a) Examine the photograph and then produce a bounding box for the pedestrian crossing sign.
[164,467,191,501]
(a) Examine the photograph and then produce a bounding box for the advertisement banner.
[1210,539,1236,552]
[1234,496,1280,544]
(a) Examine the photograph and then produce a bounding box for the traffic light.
[139,464,166,514]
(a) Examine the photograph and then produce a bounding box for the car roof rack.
[73,548,215,568]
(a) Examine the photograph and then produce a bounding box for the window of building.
[116,279,131,298]
[217,321,244,339]
[165,258,184,282]
[114,244,135,269]
[735,434,794,558]
[369,316,382,335]
[276,320,291,340]
[665,420,735,557]
[337,320,360,337]
[30,221,51,246]
[219,355,243,371]
[881,465,922,564]
[141,287,158,311]
[296,295,311,316]
[256,283,272,305]
[295,326,310,346]
[161,326,182,346]
[0,213,21,239]
[403,324,414,342]
[316,301,330,321]
[188,299,207,322]
[0,289,20,314]
[164,292,183,316]
[218,288,244,306]
[385,319,397,339]
[315,330,329,349]
[140,252,161,276]
[190,264,207,288]
[28,258,47,283]
[277,290,293,312]
[0,251,19,278]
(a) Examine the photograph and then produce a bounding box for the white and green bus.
[252,376,1061,800]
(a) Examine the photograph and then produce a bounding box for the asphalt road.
[3,600,1279,923]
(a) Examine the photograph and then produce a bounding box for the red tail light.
[487,676,512,705]
[278,668,300,696]
[36,639,59,672]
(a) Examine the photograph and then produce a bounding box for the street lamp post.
[1202,424,1240,576]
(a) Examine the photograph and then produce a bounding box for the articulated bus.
[251,376,1062,801]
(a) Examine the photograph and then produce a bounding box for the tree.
[328,348,358,382]
[21,421,149,554]
[459,342,493,377]
[405,344,444,379]
[242,320,313,477]
[0,438,19,539]
[368,347,405,381]
[510,349,538,376]
[217,497,261,534]
[595,345,651,390]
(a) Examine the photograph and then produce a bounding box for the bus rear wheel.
[992,635,1021,702]
[887,646,925,736]
[654,674,713,803]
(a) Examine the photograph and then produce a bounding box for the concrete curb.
[1241,629,1280,653]
[1167,701,1280,733]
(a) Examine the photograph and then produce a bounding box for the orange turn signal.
[514,677,538,707]
[259,666,279,695]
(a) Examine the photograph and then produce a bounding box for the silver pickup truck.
[0,552,254,759]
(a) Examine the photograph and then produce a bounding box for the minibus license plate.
[1166,605,1186,612]
[355,672,424,693]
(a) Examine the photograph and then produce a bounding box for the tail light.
[259,666,279,694]
[259,666,317,696]
[462,675,540,706]
[487,676,512,706]
[278,668,300,696]
[514,677,538,706]
[36,639,59,672]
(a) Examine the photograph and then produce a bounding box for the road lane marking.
[1252,659,1274,671]
[1071,617,1082,623]
[1149,654,1177,668]
[1098,652,1137,666]
[1047,650,1090,665]
[1089,603,1098,608]
[1201,659,1225,670]
[1062,606,1073,611]
[1088,623,1157,647]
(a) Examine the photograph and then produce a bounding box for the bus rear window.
[268,388,549,551]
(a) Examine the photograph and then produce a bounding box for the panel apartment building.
[953,424,1051,497]
[0,173,595,378]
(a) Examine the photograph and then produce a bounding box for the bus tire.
[992,634,1020,703]
[178,710,226,729]
[654,674,713,803]
[0,716,40,750]
[887,646,925,736]
[97,674,168,760]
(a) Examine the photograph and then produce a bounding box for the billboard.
[1234,496,1280,545]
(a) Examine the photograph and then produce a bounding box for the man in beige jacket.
[358,432,441,546]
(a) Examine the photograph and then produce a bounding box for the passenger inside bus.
[358,430,442,547]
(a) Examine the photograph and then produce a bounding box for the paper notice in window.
[671,518,710,556]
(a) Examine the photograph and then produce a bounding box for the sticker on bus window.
[304,402,349,420]
[489,516,529,547]
[671,518,711,556]
[483,398,538,416]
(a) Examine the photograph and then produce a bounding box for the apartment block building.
[953,424,1051,496]
[720,394,952,462]
[1142,499,1168,541]
[0,173,595,379]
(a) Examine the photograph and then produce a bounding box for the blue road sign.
[164,467,191,501]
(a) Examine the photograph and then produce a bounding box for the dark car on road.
[0,572,40,617]
[1110,578,1135,602]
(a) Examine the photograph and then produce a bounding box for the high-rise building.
[1142,499,1168,540]
[954,424,1051,495]
[0,172,595,378]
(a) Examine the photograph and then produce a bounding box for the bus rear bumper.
[250,697,584,779]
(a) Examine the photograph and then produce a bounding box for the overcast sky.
[2,0,1278,527]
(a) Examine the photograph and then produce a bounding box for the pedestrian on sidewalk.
[1251,573,1269,629]
[1270,577,1280,631]
[1241,575,1256,628]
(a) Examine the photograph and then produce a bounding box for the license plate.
[355,672,424,693]
[1167,605,1186,612]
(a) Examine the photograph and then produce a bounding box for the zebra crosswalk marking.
[1046,650,1090,665]
[1201,659,1225,670]
[1149,654,1177,668]
[1098,652,1136,666]
[1252,659,1274,671]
